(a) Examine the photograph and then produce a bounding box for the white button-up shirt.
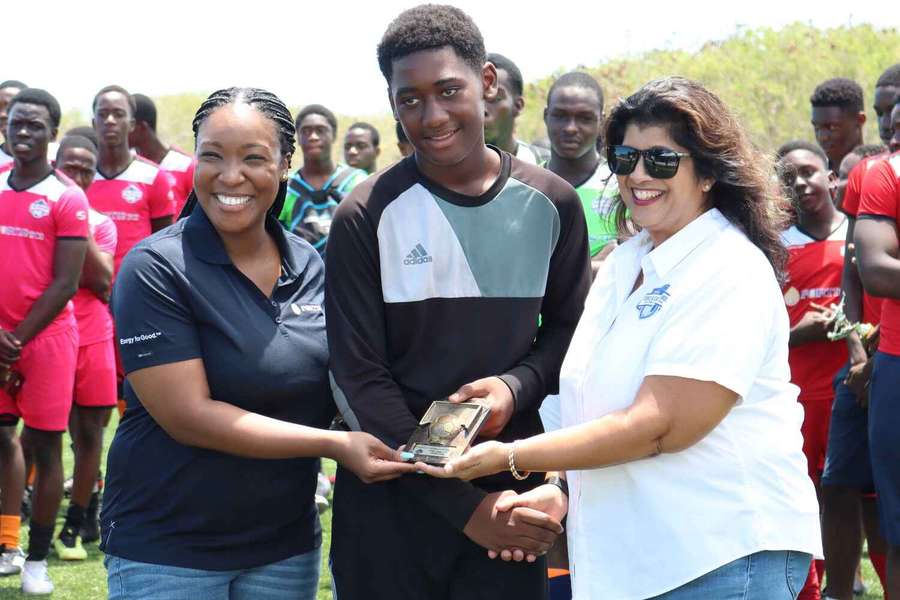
[558,208,822,600]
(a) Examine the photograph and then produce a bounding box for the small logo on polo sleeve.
[75,210,87,221]
[403,244,433,265]
[122,184,143,204]
[292,303,321,315]
[28,199,50,219]
[119,332,162,345]
[636,284,671,319]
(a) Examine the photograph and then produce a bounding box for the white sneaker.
[21,560,53,595]
[0,547,25,576]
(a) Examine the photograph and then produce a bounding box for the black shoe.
[79,491,101,544]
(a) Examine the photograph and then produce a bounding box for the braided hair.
[180,87,296,220]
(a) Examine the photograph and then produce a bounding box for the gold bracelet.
[508,442,531,481]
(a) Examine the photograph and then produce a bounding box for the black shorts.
[329,466,548,600]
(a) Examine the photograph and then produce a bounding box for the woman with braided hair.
[100,87,415,599]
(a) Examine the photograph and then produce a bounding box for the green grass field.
[0,419,884,599]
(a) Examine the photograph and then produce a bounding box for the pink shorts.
[74,339,117,409]
[0,328,78,431]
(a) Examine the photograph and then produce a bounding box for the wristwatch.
[545,475,569,497]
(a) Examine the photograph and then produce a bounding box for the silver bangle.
[508,442,531,481]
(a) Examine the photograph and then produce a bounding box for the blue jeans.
[648,550,811,599]
[105,546,320,600]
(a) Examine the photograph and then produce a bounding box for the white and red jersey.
[86,156,174,273]
[0,169,90,338]
[858,152,900,356]
[159,147,195,218]
[781,218,849,401]
[73,209,117,347]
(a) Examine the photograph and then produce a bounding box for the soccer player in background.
[0,89,89,594]
[277,104,366,255]
[0,81,27,168]
[343,121,381,174]
[396,120,414,157]
[128,93,196,217]
[854,96,900,600]
[874,64,900,148]
[778,140,848,600]
[325,5,590,598]
[484,52,548,165]
[543,71,620,276]
[811,77,866,171]
[53,134,117,560]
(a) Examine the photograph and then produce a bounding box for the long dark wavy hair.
[605,77,789,281]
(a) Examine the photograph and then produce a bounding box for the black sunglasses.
[607,145,691,179]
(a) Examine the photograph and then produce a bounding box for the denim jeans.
[648,550,812,599]
[105,546,320,600]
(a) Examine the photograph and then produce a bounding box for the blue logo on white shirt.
[636,284,671,319]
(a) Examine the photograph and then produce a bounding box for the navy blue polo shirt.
[101,205,334,570]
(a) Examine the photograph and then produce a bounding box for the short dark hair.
[132,93,157,130]
[876,64,900,88]
[487,53,523,97]
[8,88,61,128]
[66,126,100,148]
[547,71,604,112]
[395,121,408,144]
[377,4,485,85]
[810,78,864,113]
[852,143,887,159]
[296,104,337,136]
[776,140,828,166]
[347,122,380,147]
[56,134,99,162]
[92,85,136,115]
[0,80,27,91]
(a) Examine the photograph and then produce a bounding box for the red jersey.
[73,209,117,346]
[782,219,850,400]
[86,156,174,273]
[841,155,886,327]
[158,148,195,218]
[858,152,900,356]
[0,169,90,338]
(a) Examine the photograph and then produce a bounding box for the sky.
[12,0,899,117]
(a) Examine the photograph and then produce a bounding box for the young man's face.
[297,113,334,163]
[0,86,24,141]
[874,85,900,146]
[58,146,98,191]
[544,85,602,160]
[93,91,135,150]
[811,105,863,167]
[344,127,379,172]
[483,68,521,147]
[781,149,833,217]
[6,103,55,165]
[389,46,497,168]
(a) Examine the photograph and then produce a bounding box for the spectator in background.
[0,80,27,168]
[484,52,548,165]
[343,122,380,174]
[810,78,866,171]
[128,93,196,217]
[52,134,117,561]
[277,104,366,256]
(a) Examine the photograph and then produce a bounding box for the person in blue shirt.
[101,87,414,600]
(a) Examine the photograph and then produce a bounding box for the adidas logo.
[403,243,433,265]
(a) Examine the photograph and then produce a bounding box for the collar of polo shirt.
[183,203,301,282]
[639,208,730,278]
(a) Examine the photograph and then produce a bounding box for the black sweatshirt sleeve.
[325,193,486,531]
[499,179,591,413]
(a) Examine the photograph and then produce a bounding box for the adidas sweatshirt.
[325,150,591,530]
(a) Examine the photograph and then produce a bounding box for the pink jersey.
[159,148,195,218]
[0,169,90,338]
[73,209,117,346]
[87,156,174,273]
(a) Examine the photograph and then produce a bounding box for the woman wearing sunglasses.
[419,77,822,599]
